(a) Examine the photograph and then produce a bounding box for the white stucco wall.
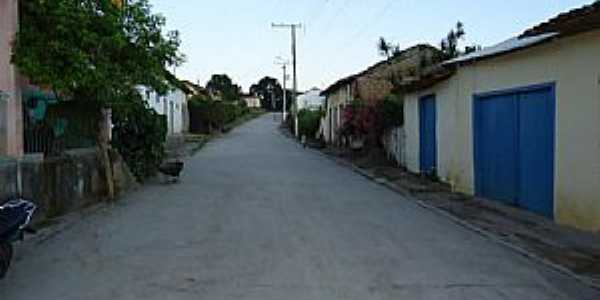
[243,96,261,108]
[405,30,600,231]
[298,89,325,111]
[166,89,186,134]
[138,86,186,135]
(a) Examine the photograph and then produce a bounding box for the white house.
[242,94,261,108]
[402,3,600,231]
[139,86,187,135]
[297,88,325,111]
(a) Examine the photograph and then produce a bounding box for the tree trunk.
[99,143,115,201]
[98,108,115,201]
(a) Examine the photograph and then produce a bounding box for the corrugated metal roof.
[444,32,558,65]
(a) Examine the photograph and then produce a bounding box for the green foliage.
[111,97,167,181]
[297,109,323,138]
[377,94,404,130]
[377,37,402,59]
[249,76,291,111]
[206,74,241,102]
[188,96,248,134]
[12,0,184,103]
[441,21,465,59]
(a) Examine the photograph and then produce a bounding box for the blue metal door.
[474,84,555,218]
[517,87,555,217]
[474,93,519,205]
[419,95,437,174]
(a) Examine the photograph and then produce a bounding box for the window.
[155,94,160,103]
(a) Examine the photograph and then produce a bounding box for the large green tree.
[249,76,291,111]
[12,0,183,200]
[12,0,184,103]
[206,74,241,101]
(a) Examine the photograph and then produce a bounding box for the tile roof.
[521,2,600,38]
[321,44,439,96]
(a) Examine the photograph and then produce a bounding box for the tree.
[13,0,184,103]
[377,37,392,59]
[249,76,290,111]
[12,0,183,200]
[206,74,241,101]
[440,21,466,59]
[377,37,402,60]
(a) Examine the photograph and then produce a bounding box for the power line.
[320,0,396,84]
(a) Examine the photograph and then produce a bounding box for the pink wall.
[0,0,23,157]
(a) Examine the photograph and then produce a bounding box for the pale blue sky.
[150,0,591,91]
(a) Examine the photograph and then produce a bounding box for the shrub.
[377,94,404,130]
[298,109,322,139]
[112,99,167,181]
[339,99,377,138]
[339,95,404,146]
[188,96,248,134]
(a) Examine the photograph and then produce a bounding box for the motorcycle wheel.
[0,242,13,279]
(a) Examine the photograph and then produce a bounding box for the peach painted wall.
[0,0,23,157]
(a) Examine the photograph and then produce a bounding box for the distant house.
[297,88,325,111]
[0,0,23,157]
[320,76,354,144]
[181,80,209,98]
[320,44,440,145]
[401,3,600,231]
[241,93,261,108]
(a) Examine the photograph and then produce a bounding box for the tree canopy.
[206,74,241,101]
[12,0,184,103]
[249,76,291,111]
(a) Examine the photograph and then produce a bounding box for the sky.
[150,0,592,92]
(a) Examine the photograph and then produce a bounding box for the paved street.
[0,114,598,299]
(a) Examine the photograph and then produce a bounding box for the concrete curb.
[288,135,600,291]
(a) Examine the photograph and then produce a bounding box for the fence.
[23,95,101,155]
[382,126,406,166]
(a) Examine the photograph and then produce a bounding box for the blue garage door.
[419,95,437,175]
[474,84,555,218]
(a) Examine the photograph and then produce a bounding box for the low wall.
[0,147,136,220]
[0,158,17,201]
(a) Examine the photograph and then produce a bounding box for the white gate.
[383,126,406,166]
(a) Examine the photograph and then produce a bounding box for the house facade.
[139,86,187,135]
[321,45,440,145]
[297,88,325,111]
[242,94,261,108]
[403,3,600,231]
[321,80,354,144]
[0,0,23,157]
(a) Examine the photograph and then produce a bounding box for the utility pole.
[272,23,301,137]
[282,63,288,122]
[275,57,289,122]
